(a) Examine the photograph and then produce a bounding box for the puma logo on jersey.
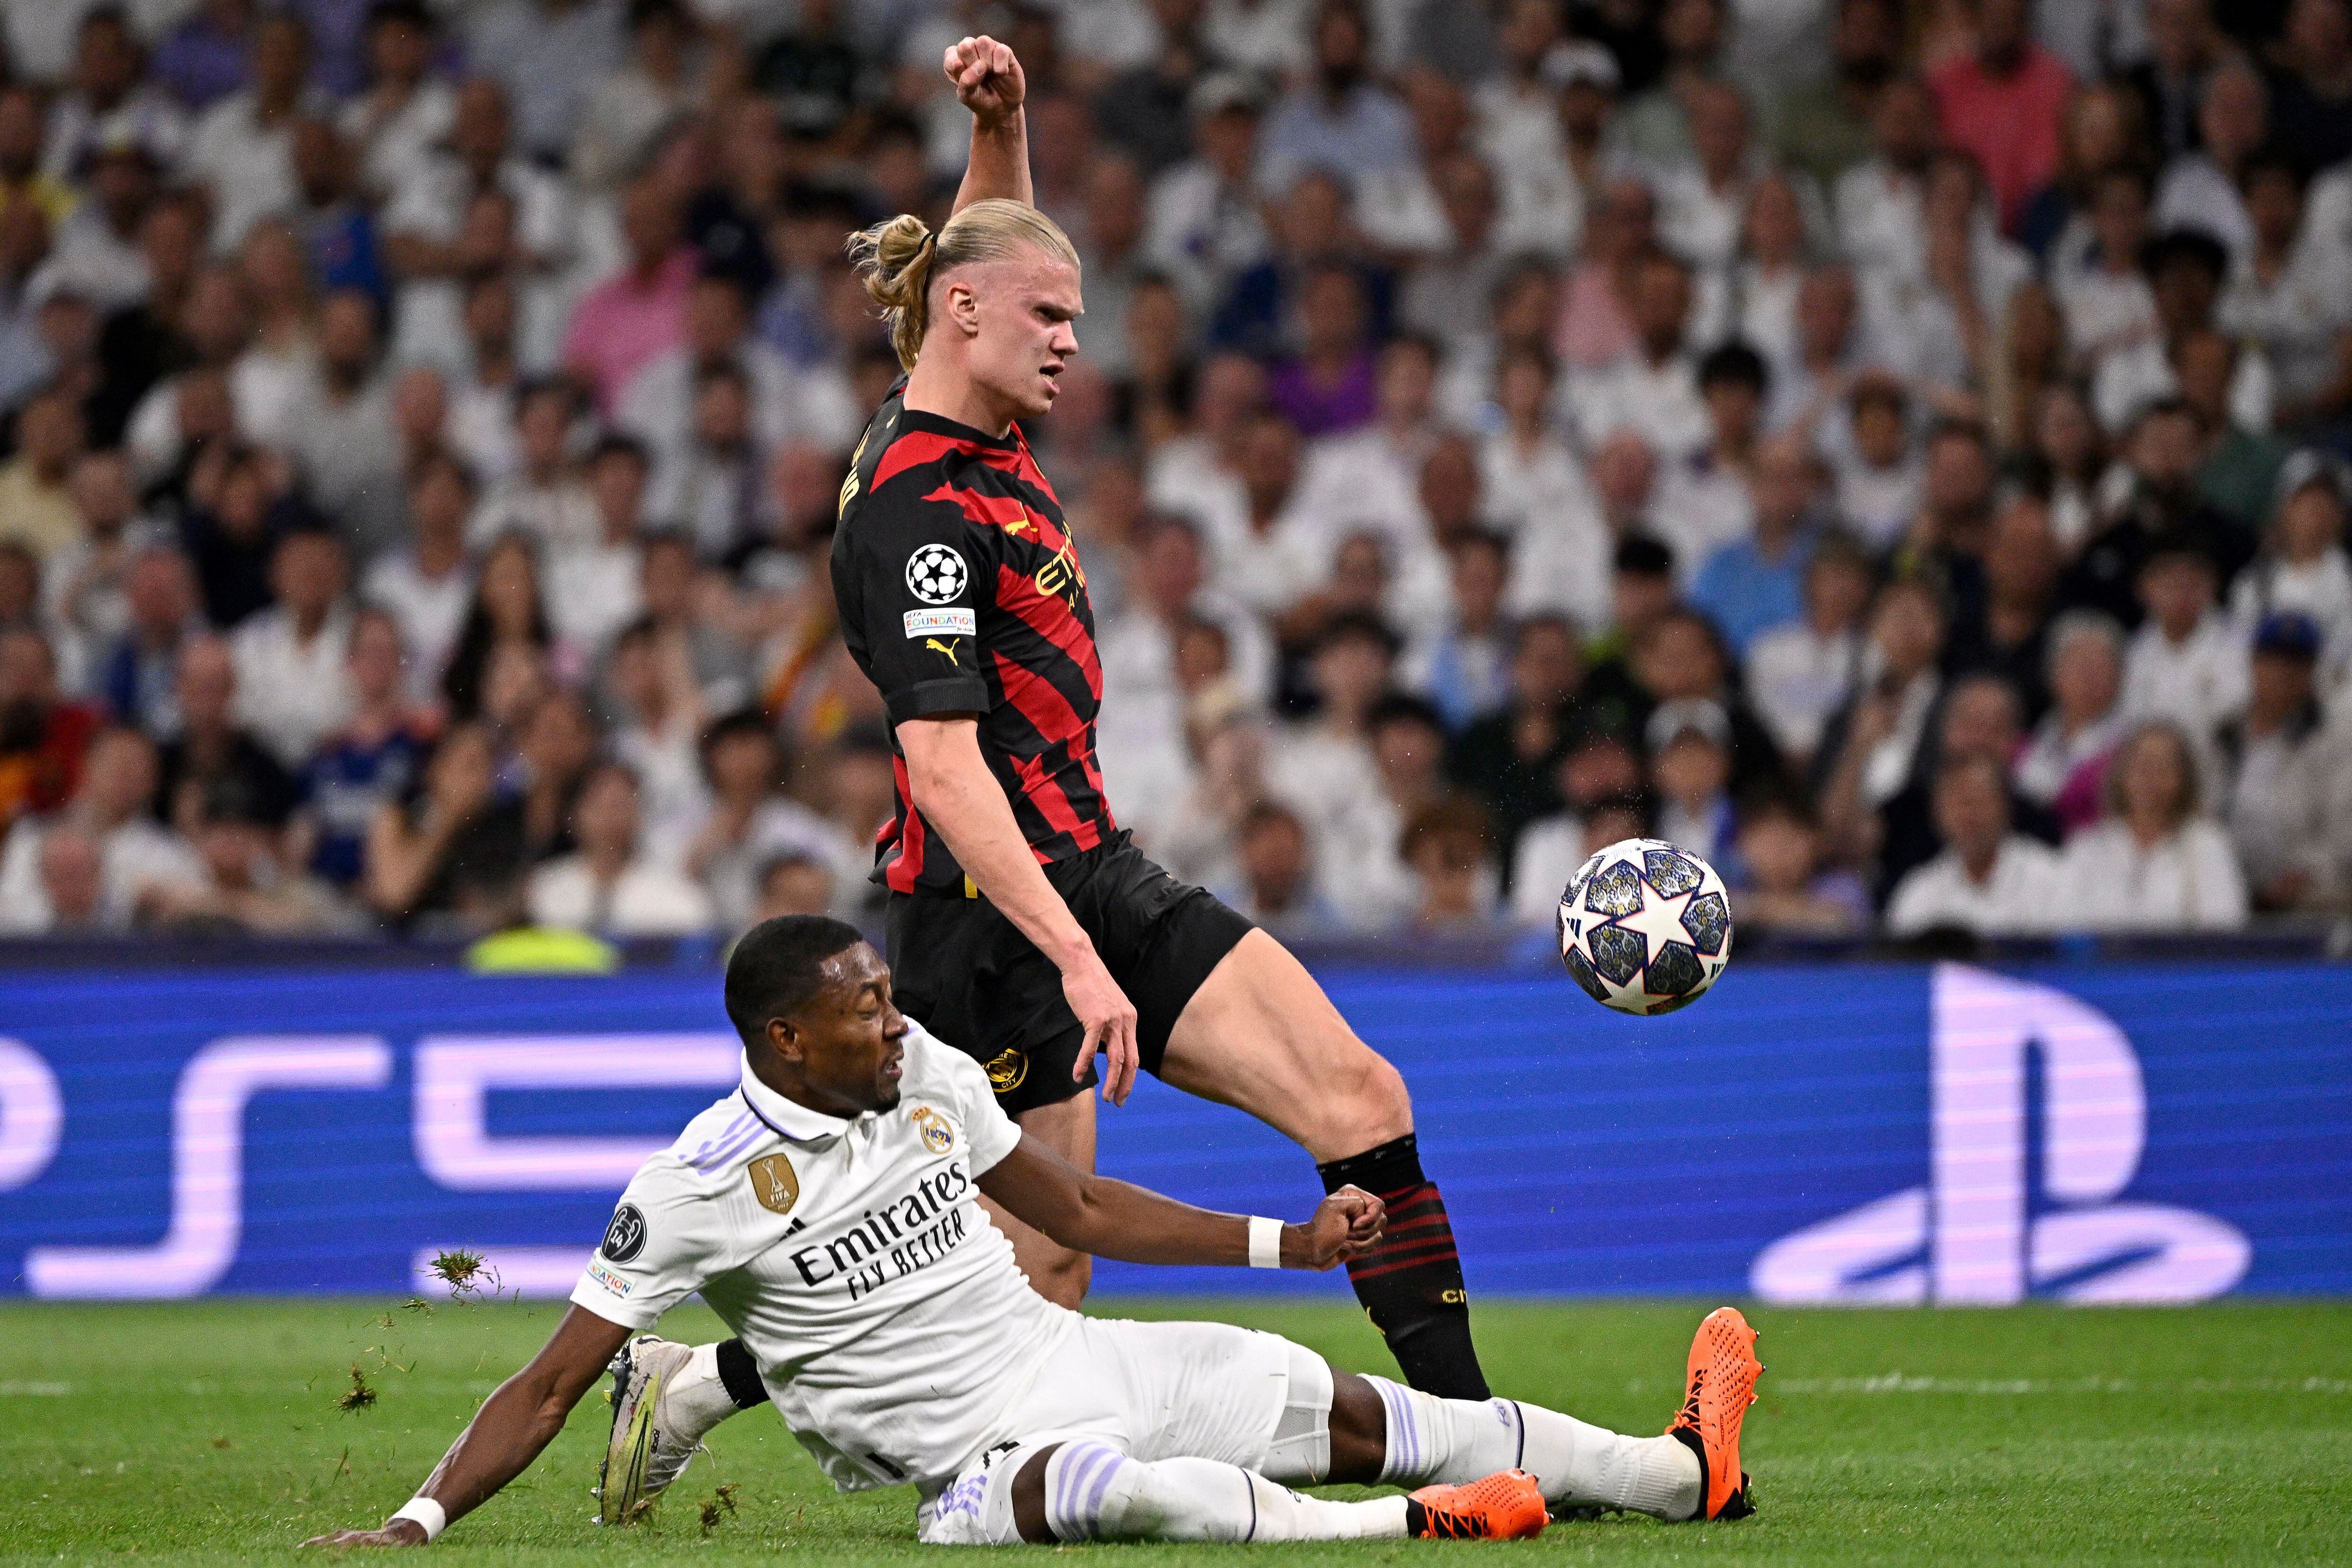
[1005,516,1032,536]
[925,637,964,665]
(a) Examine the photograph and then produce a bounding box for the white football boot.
[596,1336,734,1523]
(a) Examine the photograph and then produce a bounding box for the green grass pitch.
[2,1297,2348,1564]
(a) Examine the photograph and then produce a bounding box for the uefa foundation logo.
[1750,965,2252,1306]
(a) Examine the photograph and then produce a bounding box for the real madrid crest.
[910,1105,955,1154]
[747,1153,800,1215]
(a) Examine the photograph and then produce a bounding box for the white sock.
[670,1344,745,1439]
[1365,1377,1701,1522]
[1045,1443,1409,1543]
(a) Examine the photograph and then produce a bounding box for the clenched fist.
[944,36,1025,130]
[1285,1184,1386,1270]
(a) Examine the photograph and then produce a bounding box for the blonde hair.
[847,199,1081,371]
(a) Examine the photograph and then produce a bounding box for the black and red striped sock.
[1316,1132,1489,1400]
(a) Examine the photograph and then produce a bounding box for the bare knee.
[1304,1046,1413,1162]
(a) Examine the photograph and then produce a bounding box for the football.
[1557,838,1733,1016]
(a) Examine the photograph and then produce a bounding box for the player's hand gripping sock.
[1315,1133,1489,1399]
[1366,1375,1704,1522]
[1664,1305,1763,1520]
[1043,1442,1419,1543]
[596,1338,743,1524]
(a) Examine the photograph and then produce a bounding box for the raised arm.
[977,1129,1386,1268]
[300,1306,628,1548]
[898,715,1140,1102]
[945,35,1032,211]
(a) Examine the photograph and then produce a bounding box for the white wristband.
[391,1497,447,1543]
[1248,1215,1284,1270]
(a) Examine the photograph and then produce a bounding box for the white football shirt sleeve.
[936,1039,1023,1175]
[568,1161,729,1331]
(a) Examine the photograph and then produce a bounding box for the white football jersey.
[570,1022,1072,1493]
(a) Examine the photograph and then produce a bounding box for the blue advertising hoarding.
[0,959,2346,1301]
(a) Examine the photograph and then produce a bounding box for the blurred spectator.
[0,626,101,830]
[1400,530,1510,730]
[2061,396,2253,627]
[2053,717,2248,929]
[1447,613,1580,860]
[1630,605,1785,797]
[94,542,201,735]
[2120,534,2245,757]
[185,10,314,251]
[43,9,188,185]
[1146,72,1274,316]
[148,769,350,933]
[1814,575,1946,884]
[2265,0,2352,173]
[1647,697,1738,864]
[1266,612,1393,915]
[2127,0,2226,165]
[1768,0,1904,188]
[0,725,201,932]
[1949,492,2060,718]
[339,0,454,203]
[155,631,297,836]
[230,526,352,769]
[284,288,400,560]
[465,0,624,166]
[1731,794,1871,937]
[746,848,837,928]
[0,385,88,563]
[546,434,650,657]
[1652,340,1768,582]
[1257,0,1413,193]
[1884,752,2061,936]
[1399,791,1496,927]
[1571,246,1709,466]
[472,379,598,553]
[2222,612,2352,912]
[563,175,694,418]
[289,606,431,890]
[674,709,841,931]
[365,450,476,705]
[1269,264,1378,435]
[1215,799,1348,937]
[528,757,712,936]
[1925,0,2072,233]
[1504,726,1646,925]
[442,532,552,722]
[1831,370,1919,550]
[570,0,702,194]
[2230,454,2352,702]
[2015,607,2129,833]
[1747,530,1871,766]
[363,718,518,927]
[1692,429,1819,656]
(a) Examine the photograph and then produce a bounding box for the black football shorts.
[883,831,1256,1116]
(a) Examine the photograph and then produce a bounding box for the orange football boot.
[1406,1469,1549,1540]
[1665,1305,1763,1520]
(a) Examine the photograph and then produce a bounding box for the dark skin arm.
[299,1306,628,1549]
[977,1130,1386,1269]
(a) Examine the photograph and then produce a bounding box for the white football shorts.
[915,1316,1334,1546]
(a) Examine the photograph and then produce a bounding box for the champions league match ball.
[1557,838,1733,1016]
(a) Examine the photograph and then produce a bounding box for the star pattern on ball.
[1608,884,1697,959]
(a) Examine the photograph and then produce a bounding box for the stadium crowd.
[0,0,2347,944]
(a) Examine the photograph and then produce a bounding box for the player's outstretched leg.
[594,1337,764,1523]
[1318,1306,1764,1523]
[1161,931,1490,1398]
[1003,1440,1546,1543]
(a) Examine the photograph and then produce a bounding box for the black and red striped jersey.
[831,380,1115,895]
